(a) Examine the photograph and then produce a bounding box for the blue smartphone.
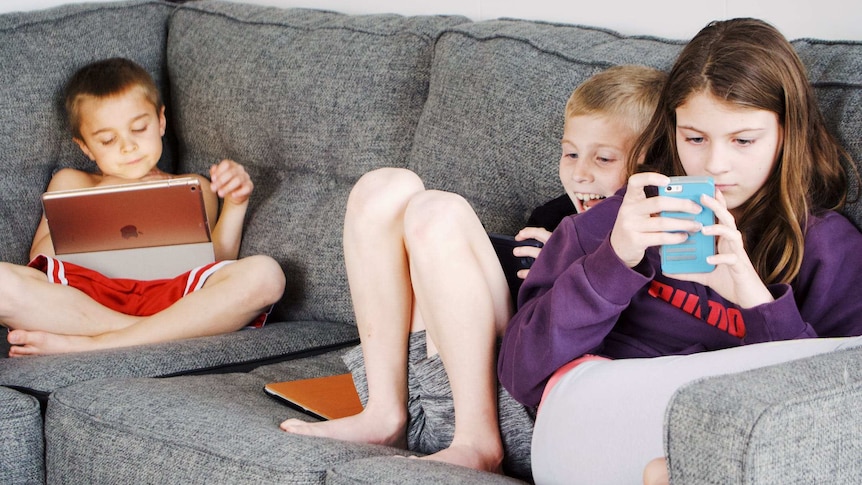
[660,176,715,274]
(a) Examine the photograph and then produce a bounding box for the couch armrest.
[664,345,862,484]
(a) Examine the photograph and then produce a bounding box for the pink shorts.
[29,255,268,328]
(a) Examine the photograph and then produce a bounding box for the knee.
[0,262,25,296]
[345,168,425,224]
[0,263,31,313]
[403,190,476,248]
[235,255,285,306]
[643,457,670,485]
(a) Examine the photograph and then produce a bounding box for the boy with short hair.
[280,65,666,477]
[4,57,285,356]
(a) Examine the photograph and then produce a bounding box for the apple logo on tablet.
[120,225,140,239]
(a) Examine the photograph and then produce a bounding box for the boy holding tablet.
[4,58,284,356]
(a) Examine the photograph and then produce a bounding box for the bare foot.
[420,443,503,474]
[8,329,100,356]
[643,457,670,485]
[280,407,408,449]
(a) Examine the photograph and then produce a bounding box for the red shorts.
[28,255,268,328]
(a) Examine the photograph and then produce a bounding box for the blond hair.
[565,65,667,137]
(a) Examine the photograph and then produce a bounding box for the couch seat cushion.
[45,351,409,484]
[0,320,357,401]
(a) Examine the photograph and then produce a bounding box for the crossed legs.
[3,255,285,356]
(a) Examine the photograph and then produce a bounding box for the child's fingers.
[210,159,231,178]
[705,253,739,267]
[623,227,690,250]
[618,173,668,216]
[654,215,703,234]
[516,226,552,244]
[625,172,670,201]
[215,176,241,197]
[700,223,740,240]
[699,192,735,228]
[513,245,542,259]
[210,161,252,195]
[210,159,245,180]
[219,179,253,201]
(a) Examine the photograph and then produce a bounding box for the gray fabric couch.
[0,0,860,483]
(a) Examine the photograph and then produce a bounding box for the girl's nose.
[703,147,731,175]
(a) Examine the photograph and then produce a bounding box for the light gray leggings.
[532,336,862,485]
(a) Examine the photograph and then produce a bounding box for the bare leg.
[0,262,138,336]
[281,168,425,448]
[643,458,670,485]
[8,255,284,356]
[402,190,512,473]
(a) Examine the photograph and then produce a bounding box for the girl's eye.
[132,125,147,133]
[101,138,116,146]
[597,156,614,164]
[736,138,754,146]
[686,137,704,144]
[564,152,578,159]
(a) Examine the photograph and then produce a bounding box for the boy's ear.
[158,106,166,137]
[73,137,96,161]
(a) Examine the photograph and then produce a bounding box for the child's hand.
[209,159,253,205]
[671,190,773,308]
[610,172,703,268]
[514,226,552,279]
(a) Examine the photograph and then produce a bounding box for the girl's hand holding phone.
[612,172,774,308]
[610,172,702,268]
[672,190,774,309]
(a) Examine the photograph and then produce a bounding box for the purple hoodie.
[498,191,862,407]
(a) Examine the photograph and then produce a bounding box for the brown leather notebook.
[264,373,363,421]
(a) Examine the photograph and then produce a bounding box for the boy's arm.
[30,215,54,259]
[204,160,253,261]
[29,169,98,260]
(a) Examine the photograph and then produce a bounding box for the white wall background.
[3,0,861,41]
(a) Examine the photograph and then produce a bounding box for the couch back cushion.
[795,41,862,228]
[407,21,683,234]
[168,1,466,323]
[0,0,176,264]
[409,21,862,235]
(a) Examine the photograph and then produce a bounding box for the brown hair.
[629,18,854,285]
[65,57,163,139]
[566,65,666,137]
